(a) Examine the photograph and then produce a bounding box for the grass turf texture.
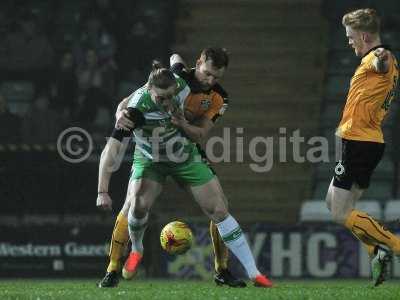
[1,279,400,300]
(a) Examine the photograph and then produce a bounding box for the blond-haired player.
[325,8,399,286]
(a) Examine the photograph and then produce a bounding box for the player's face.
[195,59,225,91]
[149,85,177,112]
[345,26,366,57]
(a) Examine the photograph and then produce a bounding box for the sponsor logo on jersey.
[200,99,211,110]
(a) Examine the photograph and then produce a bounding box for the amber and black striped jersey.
[336,45,399,143]
[170,63,228,123]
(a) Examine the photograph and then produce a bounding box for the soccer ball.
[160,221,193,255]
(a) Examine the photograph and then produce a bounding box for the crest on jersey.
[200,99,211,110]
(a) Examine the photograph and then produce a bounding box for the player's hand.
[374,48,389,62]
[96,192,113,211]
[115,109,134,131]
[170,53,188,69]
[171,108,188,128]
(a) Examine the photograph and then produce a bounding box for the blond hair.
[342,8,380,33]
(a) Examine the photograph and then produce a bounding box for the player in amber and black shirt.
[169,49,245,287]
[325,8,400,287]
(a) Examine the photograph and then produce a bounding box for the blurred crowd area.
[0,0,178,145]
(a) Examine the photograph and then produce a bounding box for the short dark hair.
[201,47,229,69]
[148,60,177,89]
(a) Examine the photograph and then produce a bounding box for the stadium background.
[0,0,399,280]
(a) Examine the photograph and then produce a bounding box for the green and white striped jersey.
[127,75,192,162]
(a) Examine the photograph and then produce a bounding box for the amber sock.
[345,210,400,255]
[107,213,129,273]
[210,220,229,273]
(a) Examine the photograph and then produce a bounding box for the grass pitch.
[0,279,400,300]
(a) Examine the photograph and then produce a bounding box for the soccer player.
[98,49,245,288]
[325,8,399,286]
[171,50,242,287]
[97,61,272,288]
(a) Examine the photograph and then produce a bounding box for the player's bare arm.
[96,137,129,210]
[115,97,129,118]
[171,109,214,144]
[373,48,390,73]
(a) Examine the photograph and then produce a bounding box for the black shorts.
[332,138,385,190]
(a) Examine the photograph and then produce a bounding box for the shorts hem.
[130,173,165,184]
[185,174,216,187]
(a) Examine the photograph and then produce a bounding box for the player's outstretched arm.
[373,48,390,73]
[96,137,125,210]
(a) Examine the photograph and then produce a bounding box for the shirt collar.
[362,44,391,58]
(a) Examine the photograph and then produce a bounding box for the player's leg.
[189,177,272,287]
[207,176,241,286]
[179,166,242,286]
[123,178,163,279]
[209,177,229,273]
[348,183,394,286]
[328,140,399,285]
[98,165,136,288]
[327,179,397,285]
[326,176,375,256]
[329,140,400,254]
[350,185,375,257]
[172,149,271,287]
[107,196,131,270]
[210,221,228,270]
[98,197,131,288]
[127,178,162,252]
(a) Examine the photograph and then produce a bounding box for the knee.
[329,198,353,225]
[131,195,150,218]
[325,195,332,212]
[121,199,131,217]
[213,209,228,223]
[207,201,228,223]
[330,208,348,225]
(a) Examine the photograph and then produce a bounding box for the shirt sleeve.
[363,49,393,74]
[170,63,186,76]
[363,52,376,72]
[127,90,142,108]
[175,76,191,110]
[126,89,146,128]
